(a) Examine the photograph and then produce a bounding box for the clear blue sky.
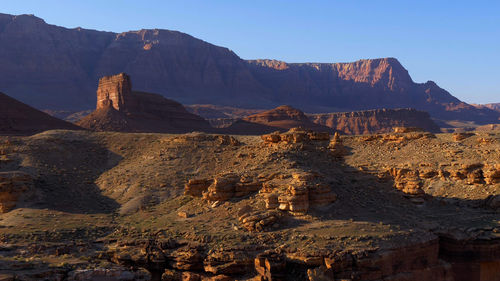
[2,0,499,103]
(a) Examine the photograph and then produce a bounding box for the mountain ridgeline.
[0,13,498,124]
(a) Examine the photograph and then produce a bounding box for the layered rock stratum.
[76,73,212,133]
[309,108,441,135]
[225,105,332,134]
[198,106,441,135]
[0,13,498,124]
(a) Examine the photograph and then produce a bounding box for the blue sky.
[2,0,499,103]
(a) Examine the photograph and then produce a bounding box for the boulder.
[239,210,281,232]
[185,179,213,197]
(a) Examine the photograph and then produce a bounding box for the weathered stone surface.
[239,210,281,232]
[278,184,309,214]
[77,73,212,133]
[185,179,213,197]
[328,132,346,158]
[186,173,262,202]
[203,249,253,276]
[0,171,34,213]
[310,109,440,135]
[96,73,132,111]
[254,251,286,281]
[390,168,425,196]
[264,193,279,209]
[202,173,242,202]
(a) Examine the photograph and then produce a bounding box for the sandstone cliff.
[76,73,212,133]
[0,13,498,124]
[0,92,80,134]
[309,108,441,135]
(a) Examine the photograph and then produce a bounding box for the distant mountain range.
[473,103,500,112]
[0,13,498,124]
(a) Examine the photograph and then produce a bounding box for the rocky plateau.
[0,127,499,280]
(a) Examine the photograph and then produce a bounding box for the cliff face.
[0,13,498,124]
[77,73,212,133]
[310,108,441,135]
[0,92,80,134]
[96,73,132,111]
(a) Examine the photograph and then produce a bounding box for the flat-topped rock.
[77,73,212,133]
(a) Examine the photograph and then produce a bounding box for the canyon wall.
[0,13,498,124]
[309,108,441,135]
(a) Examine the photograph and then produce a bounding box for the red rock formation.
[96,73,132,111]
[0,92,81,135]
[77,73,213,133]
[0,13,497,124]
[225,106,332,134]
[309,108,441,135]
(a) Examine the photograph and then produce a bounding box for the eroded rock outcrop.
[225,106,333,135]
[261,128,330,145]
[261,172,337,216]
[186,170,336,220]
[185,173,262,202]
[389,168,425,197]
[328,132,347,158]
[77,73,212,133]
[0,171,35,213]
[254,251,287,280]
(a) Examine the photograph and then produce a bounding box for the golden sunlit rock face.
[0,128,499,280]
